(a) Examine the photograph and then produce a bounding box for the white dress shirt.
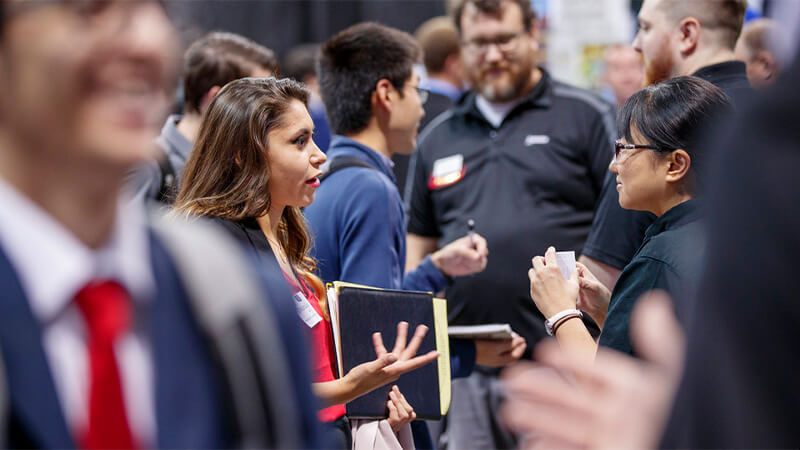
[0,178,157,446]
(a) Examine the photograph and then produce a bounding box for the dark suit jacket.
[0,231,322,449]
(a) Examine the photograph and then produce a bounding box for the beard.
[471,56,535,103]
[643,43,674,86]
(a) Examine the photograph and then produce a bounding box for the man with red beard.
[405,0,615,448]
[579,0,751,292]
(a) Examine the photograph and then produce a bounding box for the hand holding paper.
[528,246,580,318]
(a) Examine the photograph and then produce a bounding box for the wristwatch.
[544,309,583,336]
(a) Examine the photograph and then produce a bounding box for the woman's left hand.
[528,246,580,318]
[386,385,416,433]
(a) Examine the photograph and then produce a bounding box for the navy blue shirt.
[306,136,448,292]
[598,200,704,354]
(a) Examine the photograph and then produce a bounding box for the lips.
[306,176,321,188]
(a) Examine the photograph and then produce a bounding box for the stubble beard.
[474,58,534,103]
[643,44,675,86]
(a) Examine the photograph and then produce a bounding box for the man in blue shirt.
[305,22,526,448]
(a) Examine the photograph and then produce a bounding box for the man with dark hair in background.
[580,0,752,292]
[393,16,465,195]
[283,43,332,152]
[128,31,278,204]
[0,2,320,448]
[405,0,616,448]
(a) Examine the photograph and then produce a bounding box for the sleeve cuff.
[419,255,449,292]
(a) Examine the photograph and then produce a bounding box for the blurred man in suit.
[0,2,320,448]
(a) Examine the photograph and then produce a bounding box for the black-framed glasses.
[462,31,526,55]
[614,140,658,160]
[407,85,429,105]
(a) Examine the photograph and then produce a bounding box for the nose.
[609,156,619,174]
[484,44,504,63]
[311,140,327,166]
[632,31,642,53]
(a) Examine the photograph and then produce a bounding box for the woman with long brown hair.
[174,77,436,448]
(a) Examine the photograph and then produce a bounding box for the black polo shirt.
[406,69,615,352]
[581,61,753,270]
[597,199,703,354]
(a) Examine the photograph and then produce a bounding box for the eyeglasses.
[462,31,526,56]
[407,84,429,105]
[614,140,658,161]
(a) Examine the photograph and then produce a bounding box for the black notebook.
[326,282,451,420]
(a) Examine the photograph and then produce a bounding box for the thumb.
[369,352,398,372]
[630,290,685,376]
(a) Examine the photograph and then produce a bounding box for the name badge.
[429,154,465,189]
[293,291,322,328]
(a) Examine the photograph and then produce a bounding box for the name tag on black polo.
[429,154,465,189]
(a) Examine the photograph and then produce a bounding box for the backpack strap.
[156,154,177,204]
[319,156,375,183]
[148,212,302,449]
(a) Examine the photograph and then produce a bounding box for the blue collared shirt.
[305,136,447,293]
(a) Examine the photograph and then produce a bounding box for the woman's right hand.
[342,321,440,402]
[386,385,416,433]
[575,262,612,328]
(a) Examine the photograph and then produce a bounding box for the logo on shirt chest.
[524,134,550,146]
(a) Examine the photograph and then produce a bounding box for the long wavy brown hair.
[174,77,328,313]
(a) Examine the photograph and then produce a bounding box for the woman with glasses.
[526,76,732,359]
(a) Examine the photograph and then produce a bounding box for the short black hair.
[183,31,278,114]
[449,0,537,34]
[318,22,421,136]
[618,76,732,194]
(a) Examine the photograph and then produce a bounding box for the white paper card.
[432,154,464,178]
[293,291,322,328]
[448,324,514,340]
[556,251,576,280]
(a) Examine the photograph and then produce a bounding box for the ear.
[198,85,223,114]
[756,50,778,80]
[677,17,700,57]
[665,149,691,184]
[527,19,541,53]
[372,78,395,114]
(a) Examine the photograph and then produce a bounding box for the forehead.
[272,100,313,134]
[638,0,670,23]
[460,1,526,38]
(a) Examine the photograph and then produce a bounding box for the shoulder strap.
[319,156,375,183]
[156,154,177,204]
[148,212,302,449]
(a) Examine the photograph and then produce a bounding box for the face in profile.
[633,0,677,85]
[387,72,426,155]
[266,100,327,209]
[0,1,178,169]
[459,0,537,103]
[610,128,664,213]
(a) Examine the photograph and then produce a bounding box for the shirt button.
[489,130,498,139]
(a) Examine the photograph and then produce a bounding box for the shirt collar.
[422,78,463,102]
[453,66,553,124]
[159,114,193,162]
[327,135,396,182]
[644,199,703,239]
[0,177,155,324]
[692,61,749,87]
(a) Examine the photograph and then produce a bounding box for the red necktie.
[74,280,138,450]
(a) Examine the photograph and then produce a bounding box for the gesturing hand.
[343,321,440,400]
